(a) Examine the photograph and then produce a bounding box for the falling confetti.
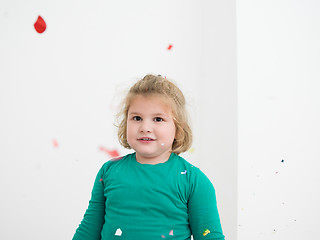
[181,170,187,174]
[202,228,210,236]
[115,228,122,236]
[109,104,120,111]
[52,139,59,148]
[167,44,173,50]
[99,178,103,182]
[34,16,46,33]
[188,147,195,153]
[169,230,173,236]
[281,159,284,162]
[112,156,123,161]
[99,146,120,158]
[161,235,165,239]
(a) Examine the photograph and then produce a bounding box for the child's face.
[127,95,176,164]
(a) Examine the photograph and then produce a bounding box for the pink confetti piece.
[167,44,173,50]
[109,104,119,111]
[169,230,173,236]
[99,146,120,158]
[34,16,46,33]
[161,235,165,239]
[52,139,59,148]
[99,178,103,182]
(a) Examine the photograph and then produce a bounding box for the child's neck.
[135,152,172,165]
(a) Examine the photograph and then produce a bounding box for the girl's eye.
[133,116,142,121]
[154,117,163,122]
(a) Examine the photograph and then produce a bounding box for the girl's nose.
[140,120,152,133]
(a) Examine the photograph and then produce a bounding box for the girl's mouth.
[138,137,155,141]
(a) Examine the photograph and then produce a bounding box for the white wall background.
[0,0,236,240]
[238,0,320,239]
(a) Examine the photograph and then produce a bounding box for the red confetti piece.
[52,139,59,148]
[167,44,173,50]
[99,178,103,182]
[34,16,46,33]
[99,146,120,158]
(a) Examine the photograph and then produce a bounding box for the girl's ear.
[174,130,179,140]
[174,125,181,139]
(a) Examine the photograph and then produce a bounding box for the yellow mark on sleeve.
[203,228,210,236]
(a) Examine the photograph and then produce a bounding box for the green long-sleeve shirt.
[73,152,225,240]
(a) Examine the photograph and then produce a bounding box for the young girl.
[72,74,225,240]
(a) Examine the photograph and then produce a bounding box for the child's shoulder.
[175,155,215,194]
[100,153,132,171]
[174,154,200,173]
[174,154,210,179]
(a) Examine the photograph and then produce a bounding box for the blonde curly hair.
[116,74,192,155]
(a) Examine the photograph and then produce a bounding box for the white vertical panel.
[238,1,320,239]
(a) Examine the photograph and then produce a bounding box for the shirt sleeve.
[188,168,225,240]
[72,164,106,240]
